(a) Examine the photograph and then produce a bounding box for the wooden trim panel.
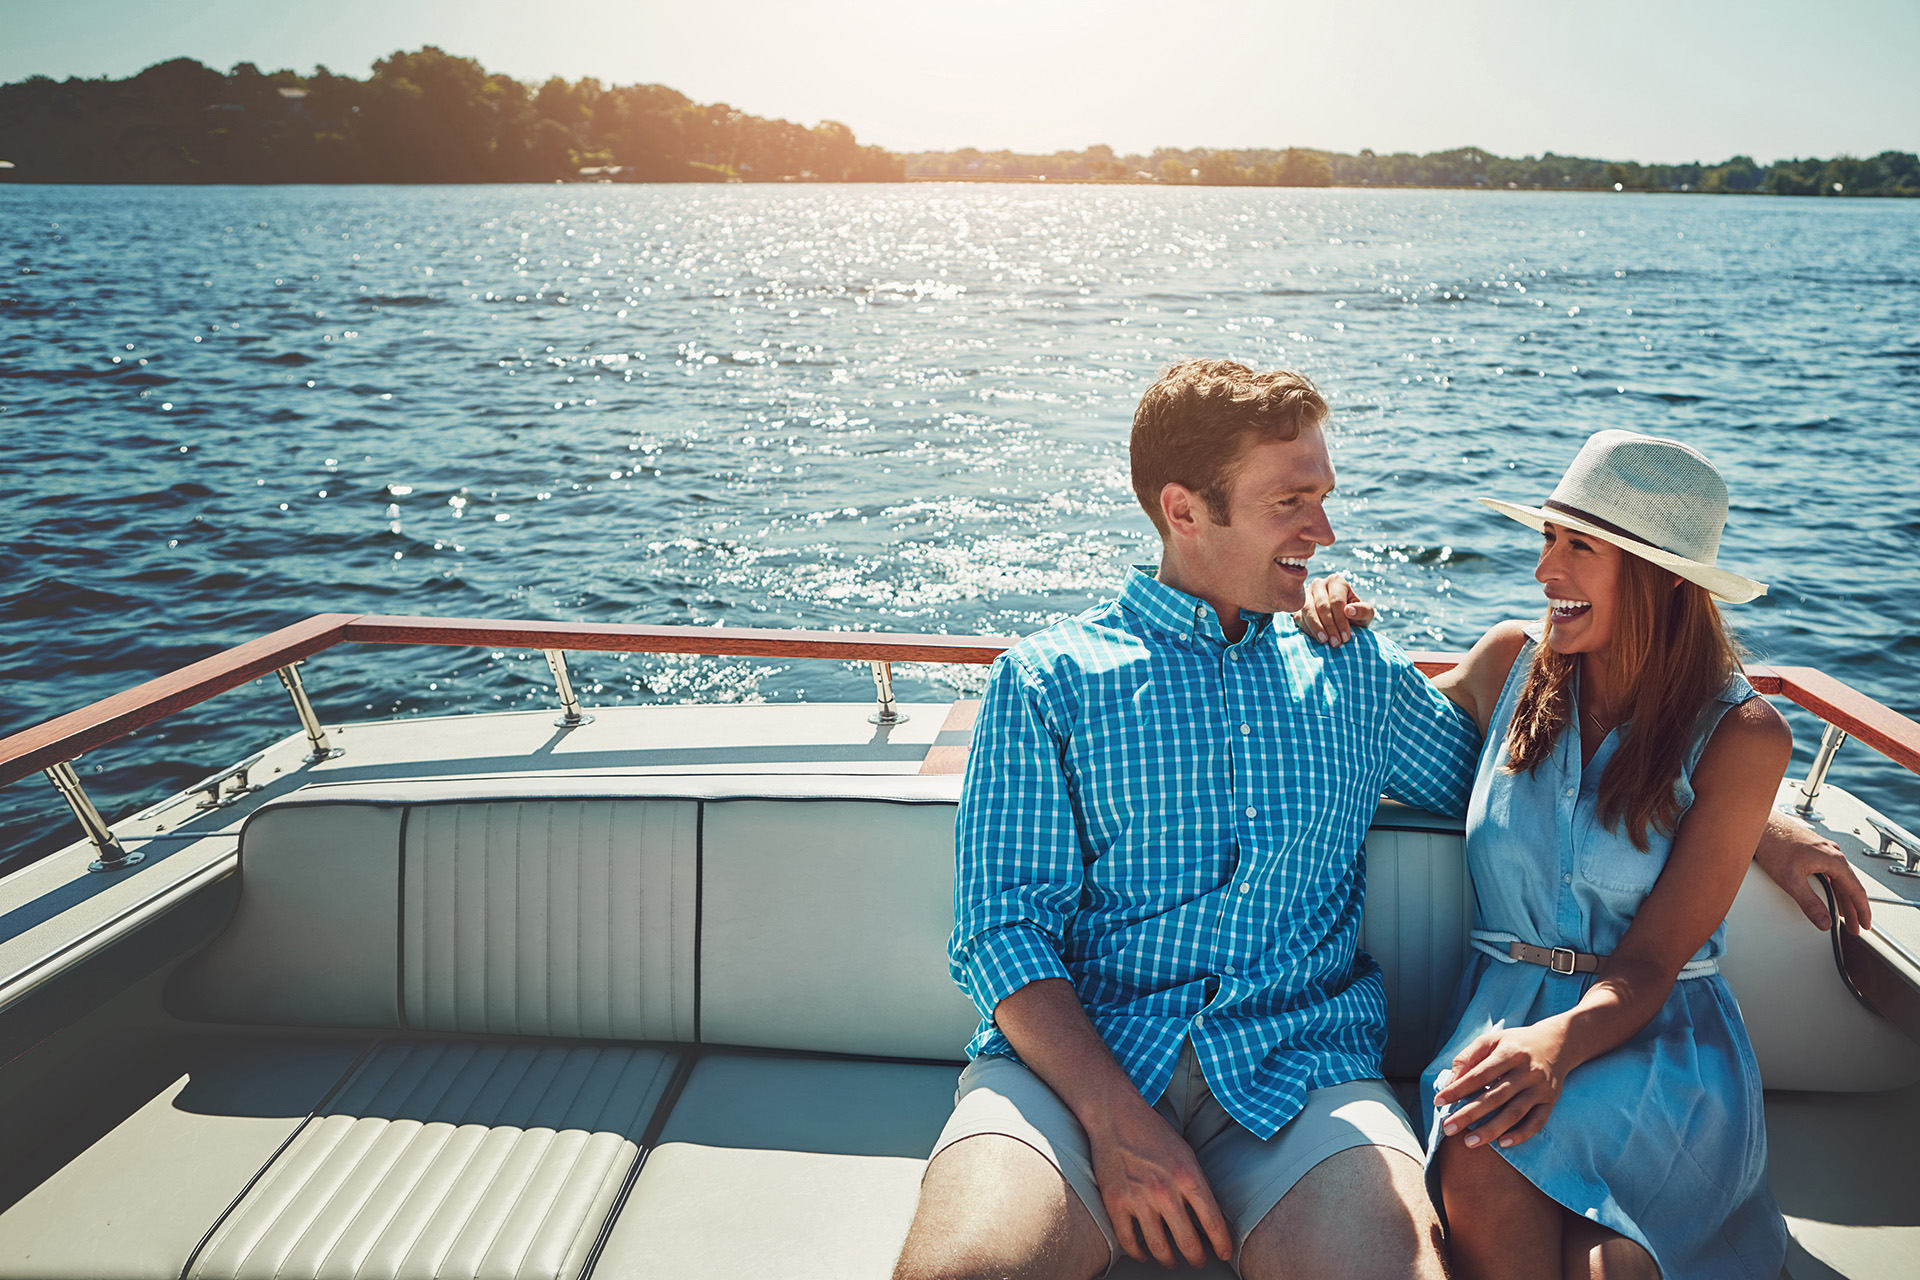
[1407,652,1459,679]
[919,700,983,776]
[1840,930,1920,1048]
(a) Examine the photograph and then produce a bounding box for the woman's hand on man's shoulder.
[1294,573,1373,646]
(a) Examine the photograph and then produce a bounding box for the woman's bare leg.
[1562,1214,1659,1280]
[1435,1133,1562,1280]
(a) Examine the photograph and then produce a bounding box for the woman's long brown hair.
[1503,550,1746,850]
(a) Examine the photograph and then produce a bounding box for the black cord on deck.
[1821,874,1876,1013]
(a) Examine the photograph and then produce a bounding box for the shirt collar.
[1120,565,1274,649]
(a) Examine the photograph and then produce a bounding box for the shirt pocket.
[1573,815,1668,894]
[1265,702,1376,834]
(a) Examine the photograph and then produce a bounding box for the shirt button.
[1229,651,1240,662]
[1193,1014,1206,1028]
[1562,872,1574,884]
[1239,882,1252,894]
[1565,787,1576,798]
[1224,965,1237,976]
[1240,723,1251,735]
[1245,806,1258,818]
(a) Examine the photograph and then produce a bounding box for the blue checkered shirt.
[949,568,1479,1139]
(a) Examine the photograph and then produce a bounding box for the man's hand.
[1755,809,1873,933]
[1086,1094,1234,1268]
[990,978,1234,1268]
[1295,573,1374,646]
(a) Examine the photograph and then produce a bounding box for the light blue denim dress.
[1420,634,1787,1278]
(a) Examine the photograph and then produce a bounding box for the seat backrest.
[169,789,976,1058]
[1361,824,1474,1079]
[169,784,1919,1088]
[171,799,701,1042]
[696,799,976,1059]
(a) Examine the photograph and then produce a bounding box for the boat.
[0,612,1915,1279]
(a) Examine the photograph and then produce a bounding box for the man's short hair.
[1130,359,1328,535]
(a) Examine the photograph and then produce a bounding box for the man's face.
[1183,427,1338,617]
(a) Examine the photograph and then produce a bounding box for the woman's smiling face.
[1536,521,1625,655]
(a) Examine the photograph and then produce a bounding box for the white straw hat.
[1478,429,1767,604]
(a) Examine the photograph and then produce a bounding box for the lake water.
[3,184,1917,867]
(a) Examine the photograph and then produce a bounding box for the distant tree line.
[904,143,1920,196]
[1,53,1911,195]
[902,145,1335,186]
[0,48,903,183]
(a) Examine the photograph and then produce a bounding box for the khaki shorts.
[930,1043,1423,1274]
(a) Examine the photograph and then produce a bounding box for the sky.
[1,0,1915,163]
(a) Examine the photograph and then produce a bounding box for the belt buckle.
[1550,947,1578,975]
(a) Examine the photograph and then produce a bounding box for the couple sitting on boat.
[894,359,1866,1280]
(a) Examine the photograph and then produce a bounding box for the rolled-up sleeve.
[1382,641,1481,818]
[949,653,1084,1021]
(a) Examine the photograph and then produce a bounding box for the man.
[893,359,1869,1280]
[896,359,1464,1280]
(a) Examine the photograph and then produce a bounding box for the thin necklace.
[1581,700,1617,736]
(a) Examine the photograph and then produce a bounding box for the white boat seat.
[1764,1079,1920,1280]
[7,781,1894,1280]
[5,1032,1915,1279]
[0,1037,678,1280]
[594,1053,956,1278]
[187,1039,674,1280]
[168,800,702,1042]
[0,1039,368,1280]
[168,785,1915,1088]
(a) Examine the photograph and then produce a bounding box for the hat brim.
[1477,497,1767,604]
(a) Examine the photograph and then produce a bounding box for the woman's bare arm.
[1430,621,1531,737]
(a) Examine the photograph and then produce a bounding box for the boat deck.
[0,692,1916,1278]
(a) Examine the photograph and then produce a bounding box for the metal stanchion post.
[869,661,908,727]
[545,650,594,728]
[45,760,142,873]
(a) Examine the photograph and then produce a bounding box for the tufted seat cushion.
[0,1038,678,1280]
[187,1040,675,1280]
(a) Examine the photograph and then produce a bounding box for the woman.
[1304,429,1796,1279]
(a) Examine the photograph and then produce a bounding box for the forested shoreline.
[1,50,1913,196]
[0,49,902,184]
[906,144,1920,197]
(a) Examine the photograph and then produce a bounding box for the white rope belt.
[1469,929,1719,979]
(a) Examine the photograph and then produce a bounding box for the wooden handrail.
[0,614,358,790]
[343,615,1020,664]
[1407,652,1459,678]
[1,615,1916,791]
[1759,666,1920,777]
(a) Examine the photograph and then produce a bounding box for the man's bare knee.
[894,1134,1108,1280]
[1241,1145,1444,1280]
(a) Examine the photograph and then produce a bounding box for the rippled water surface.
[4,184,1917,866]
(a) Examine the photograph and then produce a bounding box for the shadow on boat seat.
[0,780,1913,1279]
